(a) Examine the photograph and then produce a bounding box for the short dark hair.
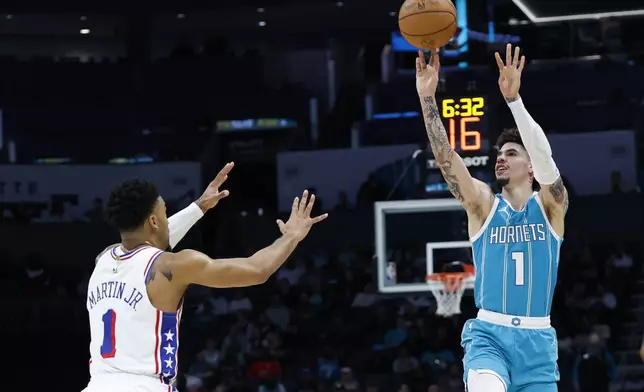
[494,128,540,191]
[495,127,524,152]
[106,179,160,232]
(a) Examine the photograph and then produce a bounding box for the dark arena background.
[2,0,644,391]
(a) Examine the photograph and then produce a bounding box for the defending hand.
[196,162,234,212]
[277,190,328,242]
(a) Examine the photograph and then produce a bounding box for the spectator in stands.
[203,338,222,368]
[397,384,410,392]
[421,337,456,369]
[307,276,325,307]
[247,359,284,392]
[221,324,248,367]
[572,333,616,392]
[186,351,215,387]
[333,367,359,391]
[229,290,253,313]
[22,254,49,297]
[264,331,286,361]
[209,293,230,315]
[351,283,379,308]
[317,347,340,381]
[276,258,307,285]
[608,243,633,270]
[276,278,298,308]
[438,364,464,392]
[194,299,218,327]
[380,317,409,349]
[265,294,293,332]
[392,346,419,374]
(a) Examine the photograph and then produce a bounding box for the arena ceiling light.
[512,0,644,24]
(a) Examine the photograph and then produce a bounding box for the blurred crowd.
[7,215,640,392]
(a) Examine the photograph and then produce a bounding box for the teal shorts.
[461,318,559,392]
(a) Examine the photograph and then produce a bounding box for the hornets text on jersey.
[470,192,562,317]
[84,244,182,392]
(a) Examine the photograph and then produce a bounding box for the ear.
[149,214,159,230]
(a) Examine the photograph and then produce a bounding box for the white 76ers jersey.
[87,244,182,389]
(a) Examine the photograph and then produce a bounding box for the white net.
[428,274,472,317]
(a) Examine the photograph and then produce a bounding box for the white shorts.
[82,374,177,392]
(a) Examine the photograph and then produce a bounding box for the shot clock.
[422,96,493,194]
[440,97,487,153]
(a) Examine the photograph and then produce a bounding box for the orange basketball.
[398,0,458,50]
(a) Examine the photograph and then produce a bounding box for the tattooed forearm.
[549,177,569,212]
[505,96,519,104]
[421,96,452,163]
[420,96,463,202]
[437,154,463,202]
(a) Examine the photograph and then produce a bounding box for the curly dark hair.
[494,128,540,191]
[494,127,524,151]
[106,179,160,232]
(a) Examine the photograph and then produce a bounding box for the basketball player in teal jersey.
[415,44,568,392]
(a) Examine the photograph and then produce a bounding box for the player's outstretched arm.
[495,44,568,236]
[167,162,234,249]
[161,190,327,288]
[416,50,493,217]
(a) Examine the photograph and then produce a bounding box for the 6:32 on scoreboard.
[438,96,489,153]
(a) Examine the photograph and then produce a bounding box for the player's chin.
[495,171,509,181]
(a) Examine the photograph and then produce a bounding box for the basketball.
[398,0,458,50]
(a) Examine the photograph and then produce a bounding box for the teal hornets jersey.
[470,192,562,317]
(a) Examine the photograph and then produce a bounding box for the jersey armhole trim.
[144,250,165,282]
[533,194,562,243]
[470,197,500,243]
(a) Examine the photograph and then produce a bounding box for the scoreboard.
[423,95,494,193]
[440,96,489,153]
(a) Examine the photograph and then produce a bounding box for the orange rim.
[426,272,474,292]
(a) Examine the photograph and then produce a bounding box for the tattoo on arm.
[505,96,519,104]
[549,177,569,213]
[421,96,463,202]
[145,261,174,284]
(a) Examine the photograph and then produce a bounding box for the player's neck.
[121,232,159,251]
[501,185,533,210]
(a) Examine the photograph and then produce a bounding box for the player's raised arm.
[416,50,493,216]
[495,44,568,235]
[167,162,234,249]
[159,190,327,288]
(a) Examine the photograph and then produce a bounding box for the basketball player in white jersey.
[83,162,327,392]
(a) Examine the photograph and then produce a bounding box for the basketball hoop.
[426,272,474,317]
